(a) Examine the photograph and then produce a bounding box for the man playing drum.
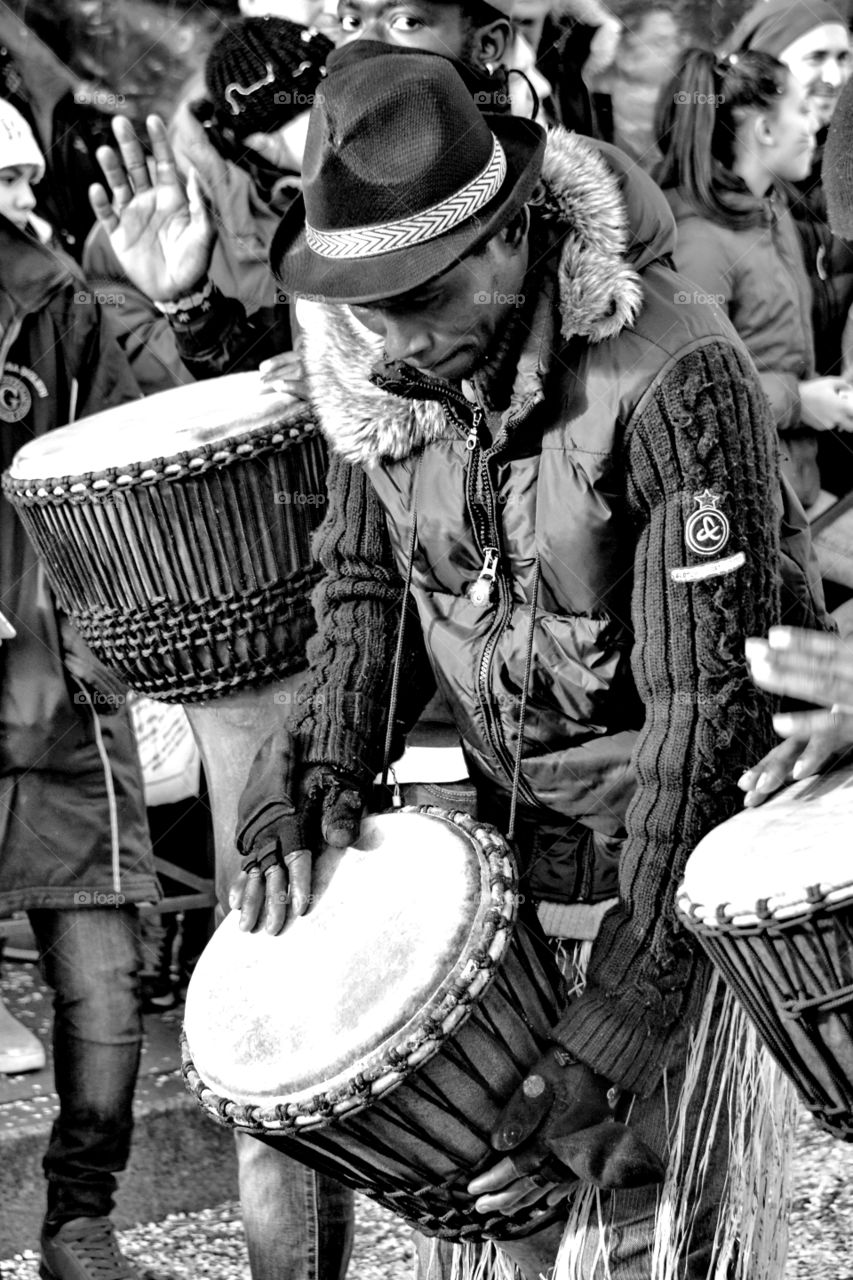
[90,38,831,1280]
[233,44,826,1279]
[84,10,592,1279]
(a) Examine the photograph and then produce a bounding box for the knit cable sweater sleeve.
[288,449,436,787]
[552,338,783,1097]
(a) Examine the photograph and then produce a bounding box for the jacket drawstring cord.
[507,553,540,843]
[380,489,419,806]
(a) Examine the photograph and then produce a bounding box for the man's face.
[779,22,851,128]
[348,229,528,383]
[336,0,473,59]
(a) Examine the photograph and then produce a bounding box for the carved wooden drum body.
[183,807,566,1241]
[677,767,853,1139]
[2,371,328,701]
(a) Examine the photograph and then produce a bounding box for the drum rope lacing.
[180,804,565,1238]
[4,412,329,702]
[1,421,323,503]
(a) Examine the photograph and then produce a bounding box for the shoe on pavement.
[0,995,46,1073]
[40,1217,140,1280]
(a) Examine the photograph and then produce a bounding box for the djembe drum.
[182,805,566,1241]
[2,371,329,888]
[677,766,853,1139]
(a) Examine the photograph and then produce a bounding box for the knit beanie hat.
[0,98,44,181]
[824,72,853,237]
[721,0,847,59]
[205,17,333,138]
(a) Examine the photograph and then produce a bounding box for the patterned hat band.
[305,136,507,260]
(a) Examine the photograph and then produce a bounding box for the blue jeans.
[236,1133,354,1280]
[28,907,143,1232]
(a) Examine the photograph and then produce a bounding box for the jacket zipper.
[466,405,538,805]
[381,364,541,804]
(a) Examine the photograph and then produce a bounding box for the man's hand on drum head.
[467,1047,665,1216]
[233,730,365,934]
[739,627,853,807]
[89,115,216,303]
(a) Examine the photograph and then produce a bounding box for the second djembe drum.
[677,766,853,1139]
[2,371,328,701]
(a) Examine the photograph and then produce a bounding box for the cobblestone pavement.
[1,1108,851,1280]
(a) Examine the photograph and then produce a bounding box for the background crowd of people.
[1,2,853,1279]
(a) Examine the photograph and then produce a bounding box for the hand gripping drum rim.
[181,806,567,1241]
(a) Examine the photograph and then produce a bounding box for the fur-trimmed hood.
[298,128,677,466]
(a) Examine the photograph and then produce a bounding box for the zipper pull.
[468,546,500,606]
[466,407,486,452]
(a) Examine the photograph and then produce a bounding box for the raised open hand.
[89,114,216,303]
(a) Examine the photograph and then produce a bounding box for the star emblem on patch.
[684,489,730,557]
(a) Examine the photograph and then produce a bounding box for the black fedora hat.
[270,40,545,305]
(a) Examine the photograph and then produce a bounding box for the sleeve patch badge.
[684,489,730,556]
[671,550,746,582]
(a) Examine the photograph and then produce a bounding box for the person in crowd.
[83,1,586,397]
[82,16,333,395]
[533,0,620,134]
[655,46,853,511]
[85,24,359,1280]
[88,22,825,1280]
[721,0,853,497]
[741,71,853,803]
[86,12,546,1279]
[0,97,162,1280]
[193,42,821,1279]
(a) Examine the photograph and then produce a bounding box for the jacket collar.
[299,127,663,466]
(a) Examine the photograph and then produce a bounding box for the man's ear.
[503,205,531,249]
[470,18,511,69]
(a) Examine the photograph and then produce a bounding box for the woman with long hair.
[656,47,853,509]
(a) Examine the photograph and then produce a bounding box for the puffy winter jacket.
[288,129,829,1095]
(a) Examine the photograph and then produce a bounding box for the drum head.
[184,810,496,1107]
[8,371,304,480]
[679,766,853,926]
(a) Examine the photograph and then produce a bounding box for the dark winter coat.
[289,129,828,1095]
[0,218,158,912]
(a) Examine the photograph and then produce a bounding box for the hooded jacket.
[0,218,158,912]
[286,128,827,1096]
